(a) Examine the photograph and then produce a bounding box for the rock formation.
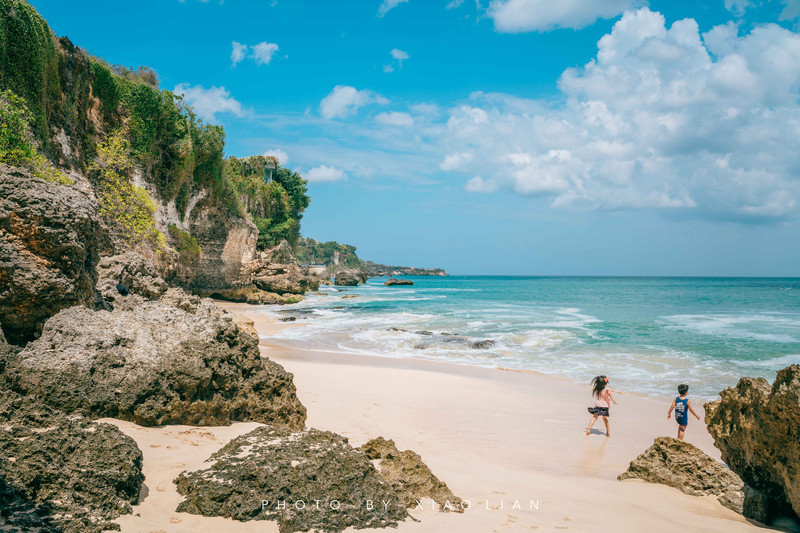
[249,240,320,295]
[4,288,307,428]
[384,278,414,286]
[334,270,365,286]
[619,436,772,521]
[0,390,144,533]
[96,252,169,302]
[361,437,463,512]
[0,165,103,344]
[705,365,800,519]
[174,426,408,533]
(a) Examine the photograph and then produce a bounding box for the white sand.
[110,301,765,533]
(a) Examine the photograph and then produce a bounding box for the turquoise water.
[264,276,800,399]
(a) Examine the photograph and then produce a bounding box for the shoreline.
[217,300,766,532]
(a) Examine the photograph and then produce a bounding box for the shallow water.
[260,276,800,399]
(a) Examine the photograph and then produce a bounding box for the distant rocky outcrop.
[705,365,800,519]
[4,287,307,428]
[174,426,408,533]
[619,436,772,522]
[0,390,144,533]
[362,261,447,277]
[335,270,366,286]
[361,437,463,512]
[384,278,414,286]
[0,165,103,344]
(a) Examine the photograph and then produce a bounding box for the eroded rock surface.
[619,436,772,522]
[250,241,320,295]
[0,165,103,344]
[4,291,306,428]
[174,426,408,533]
[334,270,363,286]
[0,391,144,533]
[96,252,168,302]
[384,278,413,286]
[705,365,800,519]
[361,437,463,513]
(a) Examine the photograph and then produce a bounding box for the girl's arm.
[608,390,618,405]
[667,398,676,419]
[687,400,701,420]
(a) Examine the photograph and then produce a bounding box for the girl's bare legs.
[586,414,599,435]
[602,416,610,437]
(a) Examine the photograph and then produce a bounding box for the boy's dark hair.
[591,375,608,397]
[678,384,689,395]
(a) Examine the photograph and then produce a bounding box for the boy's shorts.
[676,417,688,430]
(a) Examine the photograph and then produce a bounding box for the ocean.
[261,276,800,399]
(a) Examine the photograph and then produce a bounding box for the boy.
[667,384,700,440]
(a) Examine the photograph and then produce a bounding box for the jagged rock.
[619,436,772,522]
[384,278,414,286]
[248,240,320,295]
[200,286,304,305]
[262,239,297,265]
[96,252,168,301]
[174,426,408,533]
[0,390,144,533]
[705,365,800,519]
[4,293,306,428]
[0,165,103,344]
[471,340,496,349]
[361,437,464,513]
[334,270,362,286]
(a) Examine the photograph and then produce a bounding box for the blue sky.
[31,0,800,275]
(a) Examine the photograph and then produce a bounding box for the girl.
[586,375,618,437]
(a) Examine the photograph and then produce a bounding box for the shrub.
[168,224,201,267]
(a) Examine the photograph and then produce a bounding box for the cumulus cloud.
[384,48,410,73]
[265,149,289,165]
[231,41,279,66]
[439,152,473,171]
[319,85,389,119]
[375,111,414,126]
[379,0,409,17]
[231,42,248,66]
[306,165,347,182]
[488,0,641,32]
[465,176,497,193]
[173,84,245,122]
[436,8,800,220]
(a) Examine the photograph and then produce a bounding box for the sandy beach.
[103,300,775,533]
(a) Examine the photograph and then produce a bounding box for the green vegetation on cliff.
[294,238,362,269]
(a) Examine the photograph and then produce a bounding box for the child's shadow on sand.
[585,429,608,436]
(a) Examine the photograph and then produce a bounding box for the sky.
[30,0,800,275]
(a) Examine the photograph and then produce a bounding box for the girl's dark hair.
[591,375,608,397]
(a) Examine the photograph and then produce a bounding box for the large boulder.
[201,286,304,305]
[0,390,144,533]
[249,241,320,295]
[619,436,772,521]
[361,437,463,512]
[4,289,307,428]
[384,278,413,286]
[705,365,800,519]
[334,270,362,286]
[0,165,103,344]
[174,426,408,533]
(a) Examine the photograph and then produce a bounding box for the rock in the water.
[96,252,168,302]
[5,292,306,428]
[334,270,363,286]
[0,165,103,344]
[619,436,772,522]
[384,278,414,286]
[0,391,144,533]
[361,437,463,513]
[471,339,496,349]
[174,426,408,533]
[705,365,800,519]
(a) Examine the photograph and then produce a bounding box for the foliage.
[0,0,60,145]
[0,89,71,184]
[168,224,201,267]
[90,131,166,251]
[294,238,362,268]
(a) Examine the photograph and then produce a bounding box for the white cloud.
[724,0,751,16]
[465,176,497,193]
[265,149,289,165]
[383,65,395,73]
[173,84,245,122]
[319,85,389,119]
[782,0,800,20]
[439,152,473,171]
[252,42,279,65]
[488,0,641,32]
[384,48,410,73]
[435,8,800,220]
[379,0,409,17]
[231,42,248,66]
[447,0,465,8]
[306,165,347,182]
[375,111,414,126]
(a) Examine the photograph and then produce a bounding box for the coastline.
[216,301,763,532]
